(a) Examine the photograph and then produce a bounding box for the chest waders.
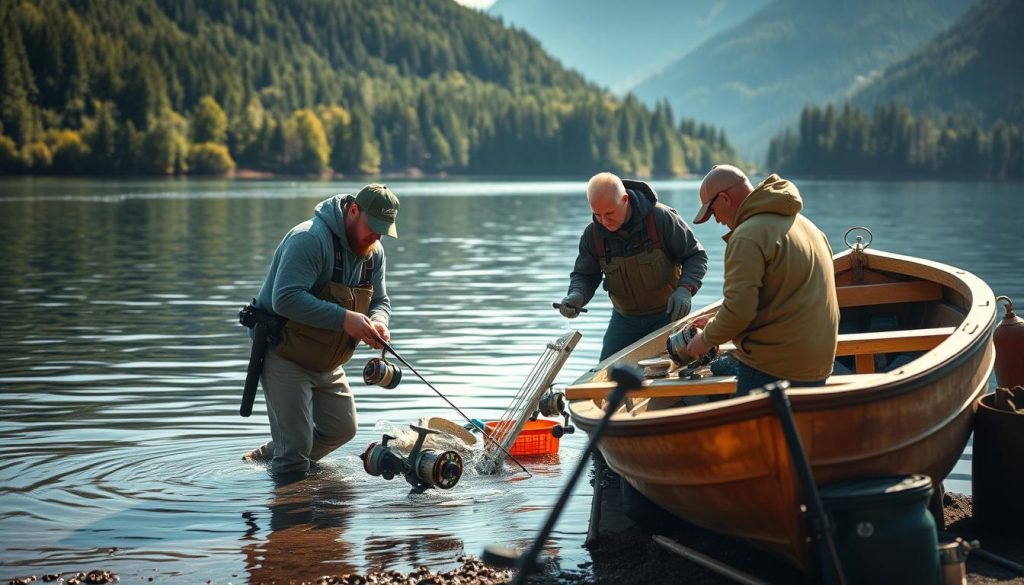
[274,238,375,373]
[595,211,681,316]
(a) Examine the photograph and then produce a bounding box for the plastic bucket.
[485,419,560,456]
[972,392,1024,531]
[820,475,939,584]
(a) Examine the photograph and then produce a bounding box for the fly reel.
[360,424,463,490]
[363,354,402,389]
[666,325,718,375]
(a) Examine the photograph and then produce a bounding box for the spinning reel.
[665,325,718,377]
[363,350,402,389]
[360,424,463,490]
[531,387,575,438]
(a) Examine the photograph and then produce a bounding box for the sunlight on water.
[0,176,1020,582]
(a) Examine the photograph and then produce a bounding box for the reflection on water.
[0,177,1020,582]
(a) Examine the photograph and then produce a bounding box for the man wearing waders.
[242,184,399,477]
[560,172,708,361]
[684,165,838,396]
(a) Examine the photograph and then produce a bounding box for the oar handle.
[552,302,588,313]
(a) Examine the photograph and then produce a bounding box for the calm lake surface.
[1,176,1021,583]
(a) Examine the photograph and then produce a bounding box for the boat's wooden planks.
[836,280,943,307]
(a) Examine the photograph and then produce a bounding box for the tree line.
[767,102,1023,180]
[0,0,737,178]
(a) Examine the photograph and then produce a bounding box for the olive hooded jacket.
[701,175,839,381]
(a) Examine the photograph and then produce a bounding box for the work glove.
[559,293,585,319]
[666,286,693,322]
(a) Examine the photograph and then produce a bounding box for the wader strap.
[592,211,661,263]
[331,235,374,286]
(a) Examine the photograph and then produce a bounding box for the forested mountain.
[765,0,1023,181]
[851,0,1023,128]
[0,0,737,177]
[631,0,973,160]
[488,0,767,94]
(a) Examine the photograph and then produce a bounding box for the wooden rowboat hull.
[567,248,996,571]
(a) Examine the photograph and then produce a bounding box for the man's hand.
[666,287,693,322]
[559,293,585,319]
[691,314,711,329]
[367,320,390,350]
[685,327,713,360]
[342,310,378,347]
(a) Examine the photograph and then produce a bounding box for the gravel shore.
[6,483,1021,585]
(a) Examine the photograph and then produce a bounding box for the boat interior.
[566,262,972,414]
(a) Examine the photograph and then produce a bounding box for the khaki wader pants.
[254,350,358,475]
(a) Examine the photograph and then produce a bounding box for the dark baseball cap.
[355,184,399,238]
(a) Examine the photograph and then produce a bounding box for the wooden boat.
[566,241,997,572]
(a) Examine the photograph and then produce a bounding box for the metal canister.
[994,296,1024,388]
[938,539,973,585]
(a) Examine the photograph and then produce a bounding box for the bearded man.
[242,184,399,478]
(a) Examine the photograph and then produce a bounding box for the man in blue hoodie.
[243,184,399,476]
[560,172,708,361]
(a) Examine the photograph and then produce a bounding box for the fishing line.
[372,335,533,478]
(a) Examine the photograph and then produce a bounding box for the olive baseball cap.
[355,184,400,238]
[694,164,748,224]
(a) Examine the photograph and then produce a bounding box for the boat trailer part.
[766,382,847,585]
[653,535,771,585]
[482,365,644,585]
[360,424,463,490]
[371,335,532,478]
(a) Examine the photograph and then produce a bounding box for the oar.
[766,382,846,585]
[482,364,643,584]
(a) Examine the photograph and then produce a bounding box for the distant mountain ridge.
[850,0,1024,127]
[488,0,768,93]
[630,0,975,160]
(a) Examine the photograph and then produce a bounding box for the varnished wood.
[567,247,997,573]
[837,280,943,307]
[565,374,888,401]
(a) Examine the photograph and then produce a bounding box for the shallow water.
[1,177,1020,583]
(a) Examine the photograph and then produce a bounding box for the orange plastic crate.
[485,419,560,456]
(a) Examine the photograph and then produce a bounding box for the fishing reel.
[360,424,463,490]
[531,387,574,438]
[666,325,718,376]
[363,351,402,389]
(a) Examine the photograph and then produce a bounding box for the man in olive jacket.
[561,172,708,361]
[685,165,838,396]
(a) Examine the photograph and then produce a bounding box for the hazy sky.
[453,0,496,9]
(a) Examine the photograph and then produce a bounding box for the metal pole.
[653,535,772,585]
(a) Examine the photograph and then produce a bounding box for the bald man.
[561,172,707,361]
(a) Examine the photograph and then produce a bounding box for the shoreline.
[6,488,1019,585]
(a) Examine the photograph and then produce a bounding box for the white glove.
[559,293,585,319]
[666,287,693,322]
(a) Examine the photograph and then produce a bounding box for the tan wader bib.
[594,210,682,316]
[274,281,373,372]
[600,247,681,316]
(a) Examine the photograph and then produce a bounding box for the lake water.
[1,176,1021,583]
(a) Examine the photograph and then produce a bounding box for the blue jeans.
[735,361,827,397]
[601,310,671,361]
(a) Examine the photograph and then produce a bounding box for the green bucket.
[820,475,939,585]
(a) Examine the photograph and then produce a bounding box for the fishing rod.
[370,334,533,478]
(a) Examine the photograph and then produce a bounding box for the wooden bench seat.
[566,326,956,401]
[837,280,943,308]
